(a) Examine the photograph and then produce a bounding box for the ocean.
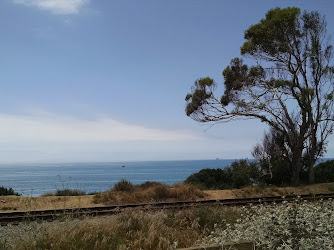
[0,160,237,196]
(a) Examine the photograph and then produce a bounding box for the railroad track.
[1,193,333,226]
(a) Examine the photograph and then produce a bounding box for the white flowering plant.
[200,199,334,249]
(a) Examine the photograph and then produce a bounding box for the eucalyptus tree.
[185,7,334,185]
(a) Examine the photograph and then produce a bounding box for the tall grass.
[93,180,206,205]
[0,206,241,250]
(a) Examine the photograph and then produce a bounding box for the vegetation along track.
[1,193,333,226]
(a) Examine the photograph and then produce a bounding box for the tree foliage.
[314,160,334,183]
[185,8,334,185]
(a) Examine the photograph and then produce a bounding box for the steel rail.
[0,192,333,226]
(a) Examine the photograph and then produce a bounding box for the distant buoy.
[122,165,125,168]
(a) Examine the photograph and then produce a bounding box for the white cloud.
[0,112,209,162]
[0,112,201,143]
[12,0,88,15]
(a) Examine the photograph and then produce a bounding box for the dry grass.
[1,182,334,212]
[0,195,102,212]
[204,182,334,200]
[0,206,242,250]
[93,183,207,205]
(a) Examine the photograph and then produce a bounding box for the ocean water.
[0,160,236,196]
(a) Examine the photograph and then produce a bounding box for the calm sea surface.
[0,160,237,196]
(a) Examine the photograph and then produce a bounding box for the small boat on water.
[122,165,126,168]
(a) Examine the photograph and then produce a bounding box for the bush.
[152,184,171,200]
[41,192,54,197]
[227,160,260,188]
[314,160,334,183]
[185,168,231,189]
[55,189,86,196]
[185,160,260,190]
[113,179,135,192]
[136,181,162,190]
[0,186,20,196]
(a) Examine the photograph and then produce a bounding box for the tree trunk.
[308,161,315,184]
[291,146,303,186]
[291,164,300,186]
[308,129,317,184]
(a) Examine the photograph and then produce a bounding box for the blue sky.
[0,0,333,163]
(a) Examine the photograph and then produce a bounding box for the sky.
[0,0,334,163]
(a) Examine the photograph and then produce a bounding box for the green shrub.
[113,179,134,192]
[185,160,260,190]
[0,186,20,196]
[55,189,86,196]
[314,160,334,183]
[185,168,231,189]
